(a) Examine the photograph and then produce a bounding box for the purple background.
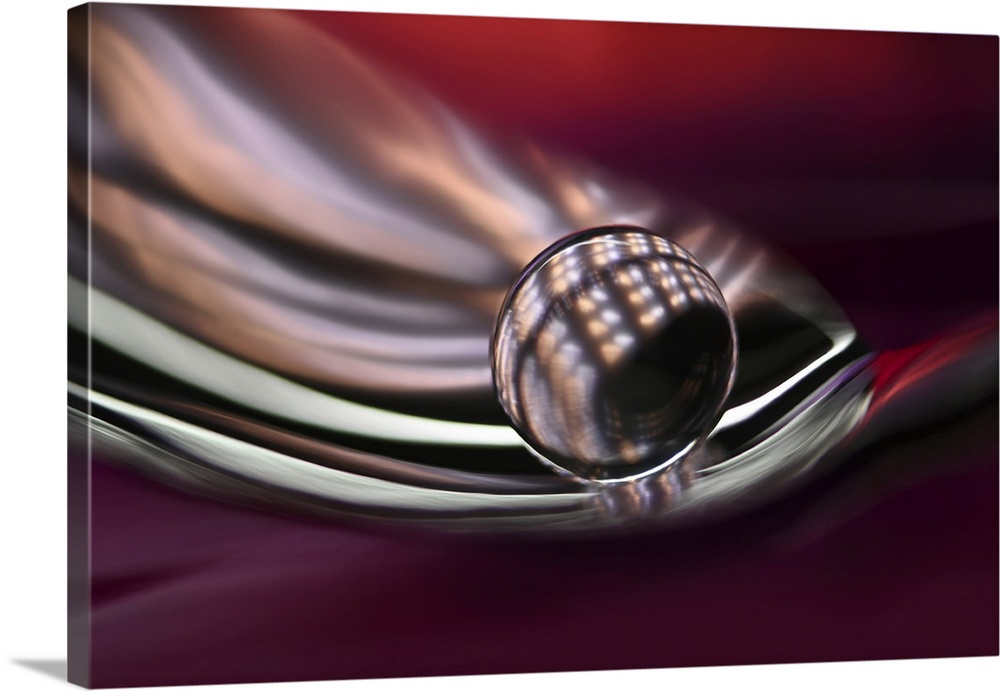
[84,14,998,688]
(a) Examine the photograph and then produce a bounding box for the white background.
[2,1,998,690]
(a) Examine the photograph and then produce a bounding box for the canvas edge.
[67,3,91,688]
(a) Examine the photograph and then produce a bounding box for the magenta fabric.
[84,14,998,688]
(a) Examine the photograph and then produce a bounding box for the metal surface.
[67,4,998,534]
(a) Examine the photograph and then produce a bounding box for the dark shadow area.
[13,659,67,682]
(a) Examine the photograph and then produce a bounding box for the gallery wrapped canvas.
[68,3,997,688]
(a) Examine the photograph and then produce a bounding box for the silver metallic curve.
[66,4,998,535]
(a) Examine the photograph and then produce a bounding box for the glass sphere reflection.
[491,226,737,483]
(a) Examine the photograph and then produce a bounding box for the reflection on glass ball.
[492,226,737,483]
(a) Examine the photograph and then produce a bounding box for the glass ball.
[492,226,737,483]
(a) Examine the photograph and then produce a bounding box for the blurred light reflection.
[67,4,997,533]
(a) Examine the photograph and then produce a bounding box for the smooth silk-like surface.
[70,6,998,687]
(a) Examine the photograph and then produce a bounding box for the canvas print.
[67,3,998,688]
